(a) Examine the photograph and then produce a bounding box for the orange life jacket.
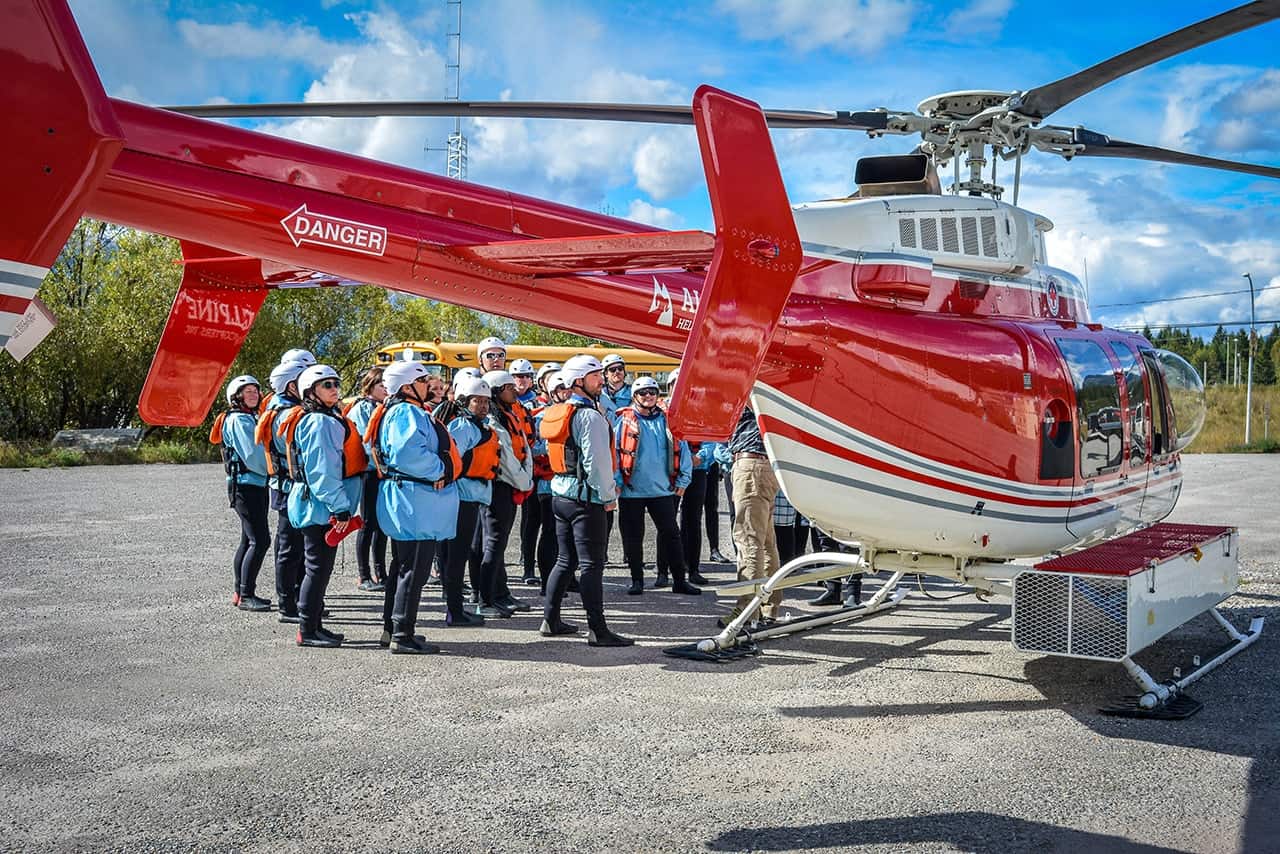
[255,404,295,479]
[364,399,464,485]
[615,406,681,487]
[279,407,368,486]
[539,399,595,477]
[502,402,534,464]
[259,393,274,414]
[460,418,502,480]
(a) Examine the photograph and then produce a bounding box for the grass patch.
[1189,386,1280,453]
[0,439,218,468]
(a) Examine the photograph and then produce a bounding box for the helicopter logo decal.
[649,276,674,328]
[1046,277,1061,317]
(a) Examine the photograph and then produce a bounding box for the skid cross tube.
[1123,608,1265,711]
[692,551,907,656]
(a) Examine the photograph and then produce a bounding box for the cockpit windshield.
[1152,349,1205,453]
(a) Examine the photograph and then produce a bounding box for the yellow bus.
[375,340,679,379]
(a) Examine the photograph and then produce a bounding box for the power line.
[1095,282,1280,309]
[1115,318,1280,331]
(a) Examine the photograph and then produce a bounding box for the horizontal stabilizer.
[444,230,714,276]
[665,86,802,440]
[0,0,124,347]
[138,242,269,426]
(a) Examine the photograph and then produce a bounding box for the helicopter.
[2,0,1275,710]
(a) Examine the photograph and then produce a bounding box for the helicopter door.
[1055,337,1125,540]
[1108,342,1150,531]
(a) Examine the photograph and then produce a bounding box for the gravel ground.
[0,456,1275,854]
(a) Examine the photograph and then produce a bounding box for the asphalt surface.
[0,456,1276,854]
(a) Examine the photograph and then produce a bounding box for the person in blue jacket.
[264,357,310,623]
[346,366,388,592]
[287,364,363,649]
[531,370,575,594]
[220,375,272,612]
[614,376,702,597]
[443,375,497,625]
[599,353,631,422]
[542,355,632,647]
[374,361,461,654]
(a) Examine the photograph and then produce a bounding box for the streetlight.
[1243,272,1257,444]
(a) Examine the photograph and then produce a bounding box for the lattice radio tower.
[444,0,467,179]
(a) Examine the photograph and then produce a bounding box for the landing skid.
[1100,610,1265,719]
[663,553,909,662]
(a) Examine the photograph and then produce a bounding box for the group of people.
[213,338,860,655]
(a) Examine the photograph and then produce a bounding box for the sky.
[67,0,1280,333]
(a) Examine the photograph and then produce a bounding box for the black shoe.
[708,549,732,563]
[539,619,580,637]
[688,571,711,585]
[587,628,635,647]
[810,583,843,606]
[446,610,485,628]
[237,595,272,612]
[522,575,539,587]
[626,581,644,596]
[475,603,513,618]
[496,595,531,613]
[278,612,301,624]
[653,573,671,589]
[671,581,703,596]
[317,625,345,642]
[296,630,340,648]
[391,636,440,655]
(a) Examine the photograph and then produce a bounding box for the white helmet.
[601,353,626,370]
[562,354,604,384]
[631,376,660,394]
[452,367,483,387]
[298,364,339,395]
[281,348,316,367]
[226,374,259,405]
[547,370,570,394]
[666,367,680,389]
[269,360,309,394]
[455,376,492,400]
[537,362,562,385]
[510,358,535,376]
[476,336,507,360]
[482,370,516,390]
[383,361,429,396]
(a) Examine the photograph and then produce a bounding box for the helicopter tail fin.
[664,85,803,441]
[137,243,270,426]
[0,0,124,349]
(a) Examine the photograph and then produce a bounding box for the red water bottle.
[325,514,363,547]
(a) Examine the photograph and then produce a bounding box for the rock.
[50,428,144,452]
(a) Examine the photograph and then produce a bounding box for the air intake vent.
[898,218,917,248]
[980,216,998,257]
[958,280,989,300]
[961,217,979,255]
[941,218,959,253]
[919,218,938,251]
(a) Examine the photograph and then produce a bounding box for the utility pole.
[1244,273,1257,444]
[445,0,467,180]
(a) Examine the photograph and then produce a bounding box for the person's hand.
[675,487,685,497]
[332,518,350,534]
[604,501,617,512]
[433,479,446,490]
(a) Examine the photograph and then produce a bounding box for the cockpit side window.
[1055,338,1123,479]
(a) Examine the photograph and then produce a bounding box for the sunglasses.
[606,365,626,372]
[635,389,659,396]
[316,379,341,390]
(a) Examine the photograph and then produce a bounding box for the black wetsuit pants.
[231,484,270,598]
[544,497,607,631]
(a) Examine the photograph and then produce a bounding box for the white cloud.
[626,199,683,229]
[633,133,702,201]
[176,20,340,67]
[716,0,916,56]
[942,0,1013,40]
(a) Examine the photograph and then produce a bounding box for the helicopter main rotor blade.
[1018,0,1280,120]
[1070,128,1280,179]
[163,99,894,131]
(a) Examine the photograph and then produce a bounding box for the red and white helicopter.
[3,0,1275,713]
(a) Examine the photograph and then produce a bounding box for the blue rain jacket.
[287,411,362,529]
[614,408,691,499]
[533,404,553,496]
[346,397,378,471]
[517,388,539,408]
[691,441,717,472]
[603,381,632,413]
[376,400,460,541]
[448,413,493,506]
[223,410,268,487]
[550,393,618,506]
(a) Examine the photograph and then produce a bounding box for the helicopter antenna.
[445,0,467,179]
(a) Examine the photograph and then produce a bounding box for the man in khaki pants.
[722,404,782,625]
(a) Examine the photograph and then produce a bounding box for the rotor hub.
[917,90,1015,120]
